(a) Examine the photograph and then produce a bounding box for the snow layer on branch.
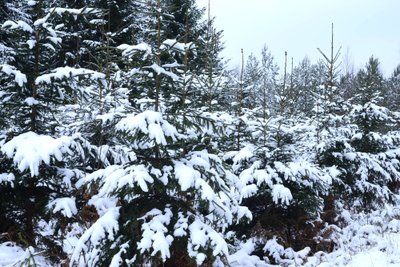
[116,110,181,145]
[117,42,152,57]
[263,236,310,265]
[0,173,15,185]
[145,63,180,81]
[188,218,229,264]
[109,243,129,267]
[272,184,293,205]
[162,61,182,68]
[24,97,39,106]
[33,13,51,27]
[161,39,195,53]
[175,150,243,222]
[137,208,174,262]
[35,66,105,84]
[80,164,154,195]
[0,43,13,53]
[0,64,27,87]
[224,145,255,173]
[1,132,73,177]
[173,212,189,237]
[2,20,33,32]
[233,148,335,204]
[47,197,77,218]
[174,162,200,191]
[352,102,390,121]
[50,7,99,16]
[70,207,120,267]
[227,240,269,267]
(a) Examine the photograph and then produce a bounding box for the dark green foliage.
[354,56,384,105]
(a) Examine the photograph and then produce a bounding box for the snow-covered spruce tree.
[190,1,227,112]
[290,57,325,117]
[242,53,261,110]
[241,45,279,116]
[221,53,336,263]
[316,56,400,213]
[385,64,400,112]
[54,1,138,154]
[353,56,384,106]
[313,24,345,138]
[163,0,210,73]
[223,110,336,261]
[341,57,400,208]
[308,25,356,226]
[70,1,251,266]
[259,45,279,117]
[0,0,107,262]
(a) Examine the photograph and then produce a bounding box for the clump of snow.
[272,184,293,205]
[0,173,15,185]
[35,66,105,84]
[24,97,39,106]
[26,39,36,49]
[160,39,195,53]
[174,162,200,191]
[187,218,229,264]
[109,243,129,267]
[228,240,269,267]
[224,145,255,173]
[137,208,174,262]
[0,64,27,87]
[47,197,77,218]
[0,242,51,266]
[80,164,155,195]
[2,20,33,33]
[116,110,181,145]
[33,13,50,26]
[1,132,73,177]
[144,63,180,81]
[117,42,152,57]
[173,212,188,237]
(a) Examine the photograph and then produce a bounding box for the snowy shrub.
[222,113,337,260]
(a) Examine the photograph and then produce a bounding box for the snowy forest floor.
[2,199,400,267]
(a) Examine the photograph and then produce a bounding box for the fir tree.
[70,2,250,265]
[0,1,106,262]
[354,56,384,106]
[386,64,400,111]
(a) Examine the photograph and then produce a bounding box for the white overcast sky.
[196,0,400,76]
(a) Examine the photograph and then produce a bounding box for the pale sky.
[197,0,400,76]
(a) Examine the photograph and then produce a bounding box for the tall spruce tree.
[0,1,106,262]
[386,64,400,111]
[70,1,250,266]
[354,56,384,106]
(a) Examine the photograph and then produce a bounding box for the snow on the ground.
[1,202,400,266]
[309,232,400,267]
[303,202,400,267]
[347,234,400,267]
[0,242,49,266]
[348,233,400,267]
